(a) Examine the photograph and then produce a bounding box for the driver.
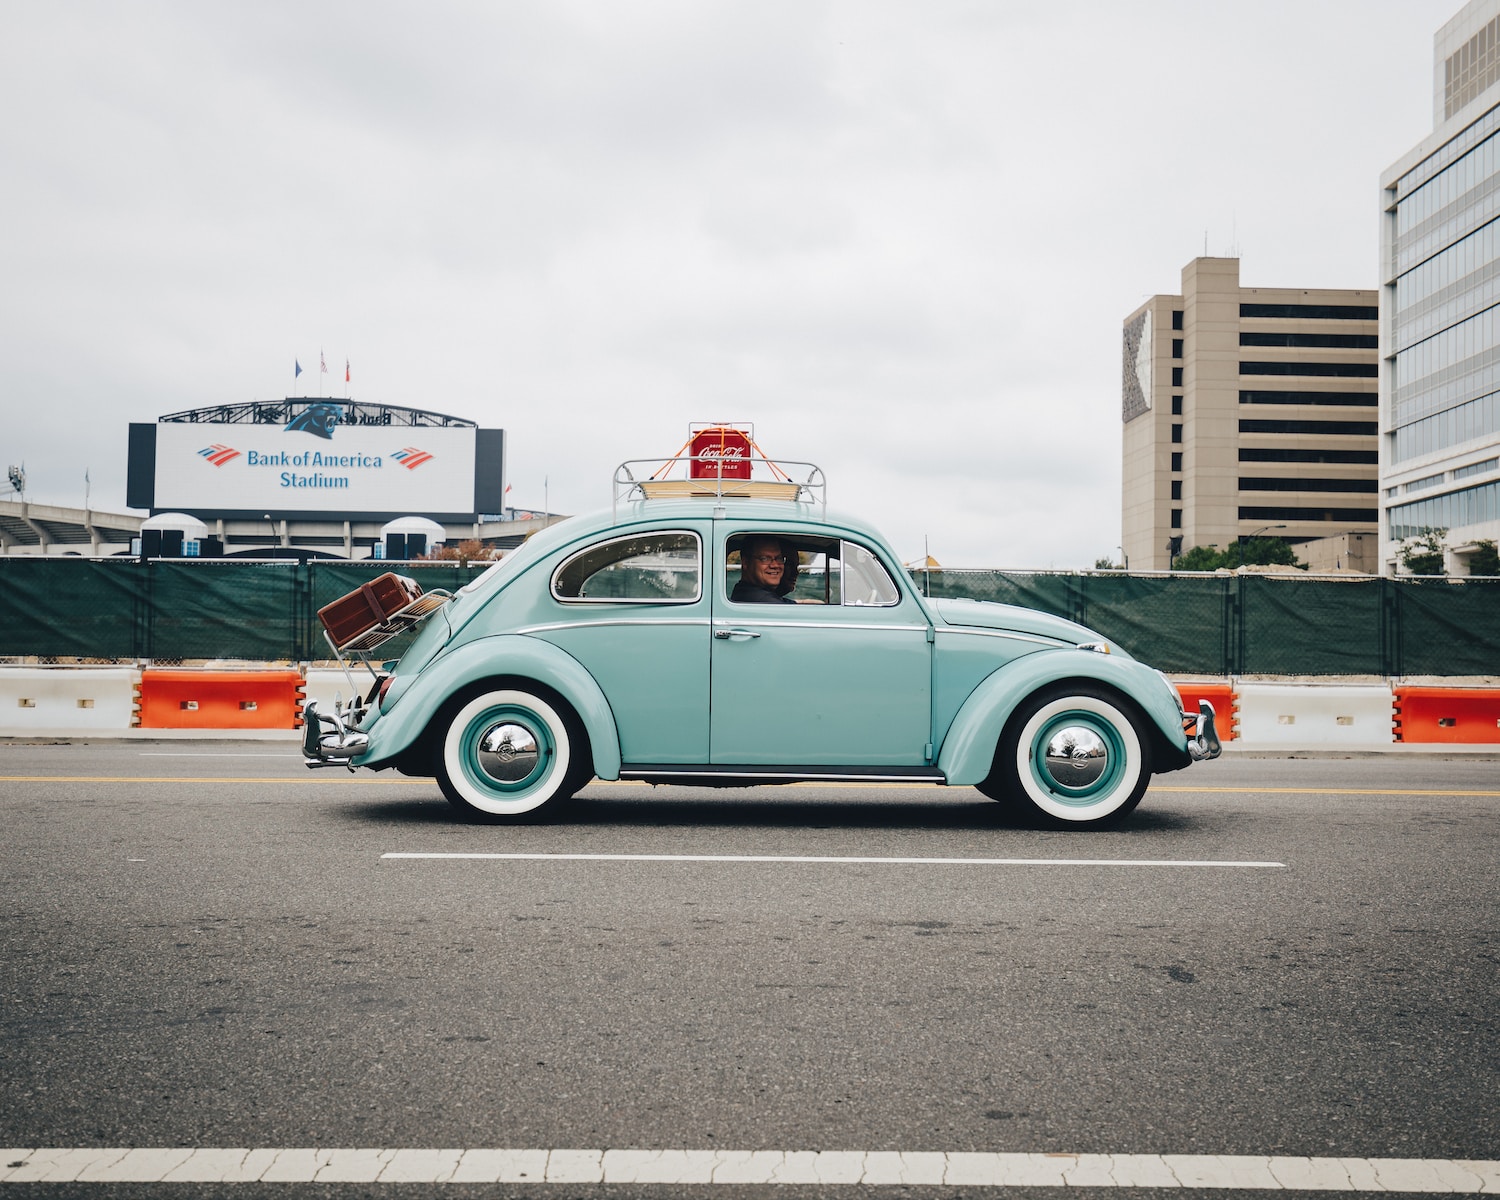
[731,535,797,604]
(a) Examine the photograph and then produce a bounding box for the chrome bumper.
[1185,699,1222,762]
[302,698,370,771]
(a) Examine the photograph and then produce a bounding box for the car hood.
[929,596,1117,650]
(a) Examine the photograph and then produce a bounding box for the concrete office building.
[1379,0,1500,575]
[1121,258,1379,572]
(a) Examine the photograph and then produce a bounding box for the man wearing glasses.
[731,535,797,604]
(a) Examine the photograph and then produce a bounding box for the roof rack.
[612,454,827,520]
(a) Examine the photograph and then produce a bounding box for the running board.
[620,764,948,786]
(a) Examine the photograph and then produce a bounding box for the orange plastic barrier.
[1173,680,1238,741]
[1393,686,1500,744]
[136,669,306,730]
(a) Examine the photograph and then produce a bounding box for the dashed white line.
[1,1149,1494,1188]
[382,852,1286,868]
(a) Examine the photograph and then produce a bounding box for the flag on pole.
[345,358,350,383]
[295,359,302,379]
[320,351,327,374]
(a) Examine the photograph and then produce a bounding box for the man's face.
[742,540,787,590]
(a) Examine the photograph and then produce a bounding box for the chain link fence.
[1,559,1496,676]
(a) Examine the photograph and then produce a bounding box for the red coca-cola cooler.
[689,426,752,480]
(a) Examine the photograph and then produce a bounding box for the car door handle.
[714,628,761,639]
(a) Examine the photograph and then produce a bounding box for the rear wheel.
[435,688,586,819]
[979,685,1152,828]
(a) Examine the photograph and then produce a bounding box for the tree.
[1173,544,1225,571]
[422,538,496,563]
[1225,536,1304,569]
[1094,555,1119,570]
[1467,539,1499,577]
[1398,529,1447,576]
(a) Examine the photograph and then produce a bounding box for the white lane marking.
[0,1149,1494,1187]
[382,852,1286,867]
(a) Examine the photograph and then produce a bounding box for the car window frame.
[550,529,704,605]
[722,532,904,609]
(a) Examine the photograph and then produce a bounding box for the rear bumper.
[1185,699,1222,762]
[302,699,370,770]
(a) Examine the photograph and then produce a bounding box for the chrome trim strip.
[621,768,947,782]
[933,627,1073,649]
[515,617,712,635]
[711,620,930,634]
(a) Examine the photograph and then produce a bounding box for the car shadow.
[330,786,1201,834]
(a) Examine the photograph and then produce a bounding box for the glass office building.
[1380,0,1500,573]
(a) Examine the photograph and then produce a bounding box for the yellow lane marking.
[0,777,1497,798]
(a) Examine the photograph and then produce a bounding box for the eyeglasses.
[751,554,787,564]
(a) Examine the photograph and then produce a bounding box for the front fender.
[356,634,623,779]
[938,651,1187,785]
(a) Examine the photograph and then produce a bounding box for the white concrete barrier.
[304,666,382,716]
[1235,682,1394,747]
[0,668,139,731]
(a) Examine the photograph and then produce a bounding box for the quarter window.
[552,531,701,603]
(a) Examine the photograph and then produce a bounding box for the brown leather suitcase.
[317,573,424,649]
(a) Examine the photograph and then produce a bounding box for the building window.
[1171,509,1182,529]
[1239,447,1378,464]
[1172,423,1183,443]
[1238,477,1379,493]
[1239,303,1377,320]
[1171,367,1183,387]
[1239,419,1378,436]
[1388,479,1500,539]
[1240,362,1378,378]
[1170,481,1182,500]
[1239,332,1378,349]
[1172,339,1183,359]
[1171,395,1183,414]
[1239,505,1379,523]
[1454,457,1498,479]
[1172,310,1183,330]
[1171,452,1182,471]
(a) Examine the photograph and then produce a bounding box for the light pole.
[1237,523,1286,567]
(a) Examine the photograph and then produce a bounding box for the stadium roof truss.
[158,401,477,428]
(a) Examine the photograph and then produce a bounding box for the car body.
[304,472,1220,827]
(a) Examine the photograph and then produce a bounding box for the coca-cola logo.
[697,446,746,459]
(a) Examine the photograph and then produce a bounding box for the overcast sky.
[0,0,1466,566]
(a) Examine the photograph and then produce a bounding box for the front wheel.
[435,688,584,819]
[979,685,1153,829]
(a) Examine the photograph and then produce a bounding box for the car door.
[709,533,932,766]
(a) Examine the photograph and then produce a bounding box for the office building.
[1380,0,1500,575]
[1122,257,1378,572]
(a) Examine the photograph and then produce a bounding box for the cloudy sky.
[0,0,1465,566]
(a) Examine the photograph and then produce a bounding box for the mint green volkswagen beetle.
[303,452,1220,828]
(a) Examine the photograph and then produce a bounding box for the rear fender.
[356,634,622,779]
[938,651,1187,785]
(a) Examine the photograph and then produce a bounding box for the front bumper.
[302,699,370,770]
[1184,699,1222,761]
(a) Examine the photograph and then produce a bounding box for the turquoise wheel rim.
[1028,709,1129,807]
[459,703,556,798]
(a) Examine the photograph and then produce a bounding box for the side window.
[841,540,900,607]
[552,531,701,603]
[723,533,899,607]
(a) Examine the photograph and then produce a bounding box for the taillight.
[378,675,395,707]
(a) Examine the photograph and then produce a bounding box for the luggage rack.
[613,456,826,519]
[323,590,453,698]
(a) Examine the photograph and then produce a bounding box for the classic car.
[303,442,1219,828]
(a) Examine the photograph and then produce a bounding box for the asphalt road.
[1,741,1497,1194]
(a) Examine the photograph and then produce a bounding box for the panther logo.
[285,403,343,440]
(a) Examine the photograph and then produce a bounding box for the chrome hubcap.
[1041,725,1109,788]
[477,722,540,784]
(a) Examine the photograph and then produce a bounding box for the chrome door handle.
[714,628,761,639]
